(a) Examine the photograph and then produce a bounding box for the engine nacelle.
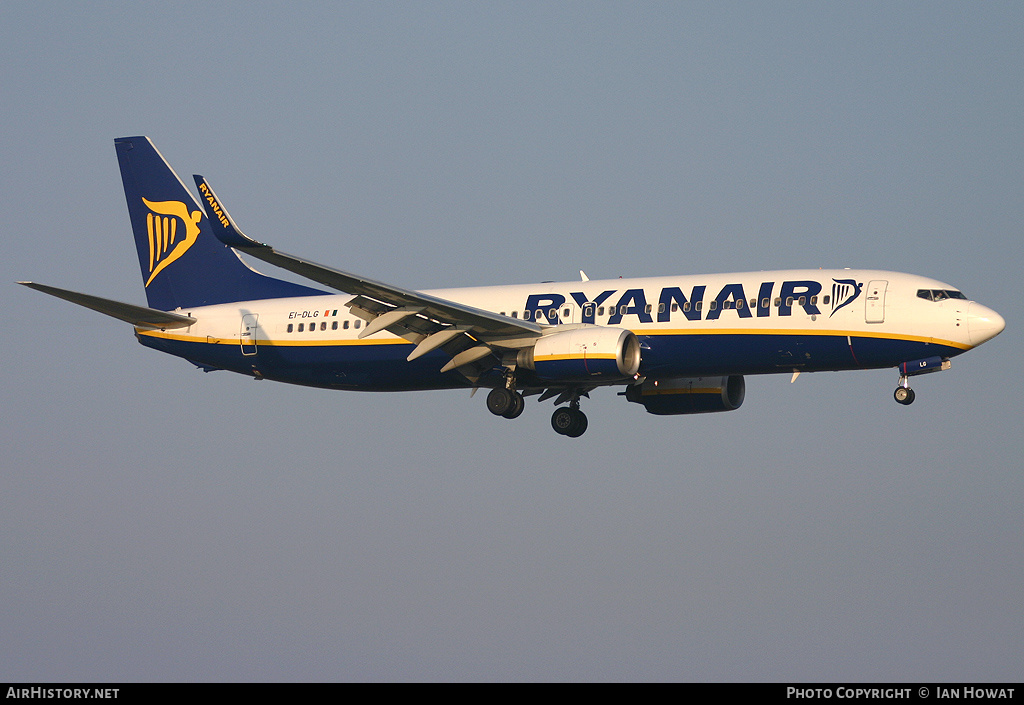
[625,375,745,415]
[518,327,641,382]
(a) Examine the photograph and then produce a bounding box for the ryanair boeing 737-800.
[20,137,1005,437]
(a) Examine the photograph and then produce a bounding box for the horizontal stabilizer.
[18,282,196,329]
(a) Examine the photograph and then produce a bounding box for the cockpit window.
[917,289,968,301]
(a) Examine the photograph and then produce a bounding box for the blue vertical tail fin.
[115,136,324,310]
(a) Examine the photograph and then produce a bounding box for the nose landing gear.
[894,379,916,405]
[892,357,951,406]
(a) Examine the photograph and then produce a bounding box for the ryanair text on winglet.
[197,181,230,228]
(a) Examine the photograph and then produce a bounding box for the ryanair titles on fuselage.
[522,278,863,325]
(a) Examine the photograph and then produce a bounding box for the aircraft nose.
[967,302,1005,346]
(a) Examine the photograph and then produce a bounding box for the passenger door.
[865,281,887,324]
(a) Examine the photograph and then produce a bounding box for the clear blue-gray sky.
[2,1,1021,681]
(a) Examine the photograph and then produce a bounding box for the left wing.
[193,176,543,376]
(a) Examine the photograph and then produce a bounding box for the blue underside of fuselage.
[137,332,964,391]
[637,332,962,378]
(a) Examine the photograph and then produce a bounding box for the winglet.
[192,175,268,249]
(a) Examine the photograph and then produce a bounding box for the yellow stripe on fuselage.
[137,326,970,351]
[135,329,411,347]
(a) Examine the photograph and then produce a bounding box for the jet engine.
[625,375,745,415]
[517,327,641,382]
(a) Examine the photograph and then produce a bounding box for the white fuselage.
[134,268,1003,391]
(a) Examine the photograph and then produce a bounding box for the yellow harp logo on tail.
[142,198,202,287]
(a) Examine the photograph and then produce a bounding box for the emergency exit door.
[240,314,259,356]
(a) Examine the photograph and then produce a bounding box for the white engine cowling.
[624,375,745,415]
[518,327,641,382]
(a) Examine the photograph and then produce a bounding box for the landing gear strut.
[893,375,916,405]
[551,399,588,438]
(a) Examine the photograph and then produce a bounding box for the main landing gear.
[550,402,588,438]
[485,371,589,437]
[486,387,525,419]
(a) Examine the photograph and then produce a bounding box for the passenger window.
[810,296,817,305]
[798,296,806,306]
[683,302,690,312]
[774,298,781,307]
[695,301,703,311]
[563,308,570,318]
[598,307,604,316]
[736,299,744,309]
[343,320,349,329]
[298,323,304,332]
[762,298,770,308]
[511,311,518,318]
[583,304,593,318]
[354,320,360,329]
[332,321,338,330]
[658,303,666,313]
[750,299,757,309]
[321,322,327,331]
[823,295,830,305]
